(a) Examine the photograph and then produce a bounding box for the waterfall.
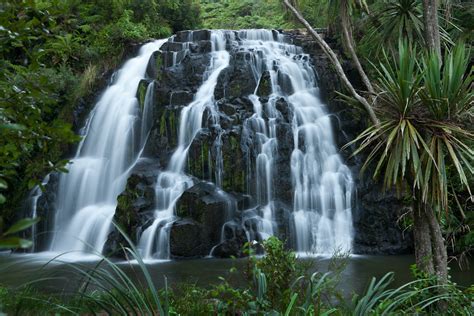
[28,175,49,252]
[138,29,353,259]
[31,29,353,260]
[48,39,167,255]
[138,31,230,260]
[233,29,354,254]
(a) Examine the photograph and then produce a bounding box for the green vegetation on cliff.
[0,0,200,226]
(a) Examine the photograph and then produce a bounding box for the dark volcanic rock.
[212,223,248,258]
[170,219,209,258]
[353,176,413,254]
[102,29,412,258]
[175,181,228,248]
[34,173,60,251]
[104,159,159,256]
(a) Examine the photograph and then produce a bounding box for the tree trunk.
[426,206,448,283]
[412,206,435,275]
[283,0,380,126]
[340,1,375,95]
[422,0,441,58]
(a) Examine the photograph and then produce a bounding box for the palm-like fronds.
[353,272,473,315]
[347,41,428,193]
[371,0,424,47]
[420,44,474,120]
[361,0,454,56]
[421,123,474,211]
[373,41,422,116]
[346,41,473,212]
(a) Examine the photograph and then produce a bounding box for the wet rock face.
[33,173,60,251]
[286,30,412,254]
[169,219,209,258]
[175,182,228,247]
[104,159,159,255]
[353,177,413,254]
[105,29,412,259]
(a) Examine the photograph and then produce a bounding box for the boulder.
[170,219,210,258]
[176,181,229,245]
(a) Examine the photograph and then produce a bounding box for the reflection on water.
[0,253,472,296]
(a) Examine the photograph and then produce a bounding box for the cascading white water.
[138,31,230,260]
[48,39,167,255]
[236,30,354,254]
[28,175,49,252]
[38,29,353,260]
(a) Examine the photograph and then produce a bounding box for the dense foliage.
[0,0,200,229]
[200,0,295,29]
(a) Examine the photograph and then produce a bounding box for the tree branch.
[340,1,375,95]
[283,0,380,125]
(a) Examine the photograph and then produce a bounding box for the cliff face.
[37,29,412,257]
[287,29,413,254]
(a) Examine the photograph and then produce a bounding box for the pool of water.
[0,253,472,296]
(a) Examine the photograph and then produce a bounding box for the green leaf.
[0,123,26,131]
[0,194,5,204]
[3,217,40,236]
[27,179,37,189]
[284,293,298,316]
[0,237,33,249]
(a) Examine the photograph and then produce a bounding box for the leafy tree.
[0,0,201,228]
[360,0,454,58]
[201,0,295,29]
[346,42,473,282]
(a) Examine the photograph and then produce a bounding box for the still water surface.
[0,253,472,295]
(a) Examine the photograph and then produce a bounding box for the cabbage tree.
[347,42,473,282]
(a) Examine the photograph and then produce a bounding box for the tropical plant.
[345,41,473,281]
[1,233,472,315]
[360,0,454,58]
[0,217,39,249]
[352,270,473,315]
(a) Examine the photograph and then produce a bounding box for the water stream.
[48,39,168,255]
[33,29,354,260]
[138,31,230,260]
[235,30,354,253]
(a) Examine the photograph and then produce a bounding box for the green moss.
[230,82,241,98]
[155,53,164,81]
[137,80,148,110]
[256,73,272,96]
[221,134,244,192]
[169,110,177,147]
[160,111,167,136]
